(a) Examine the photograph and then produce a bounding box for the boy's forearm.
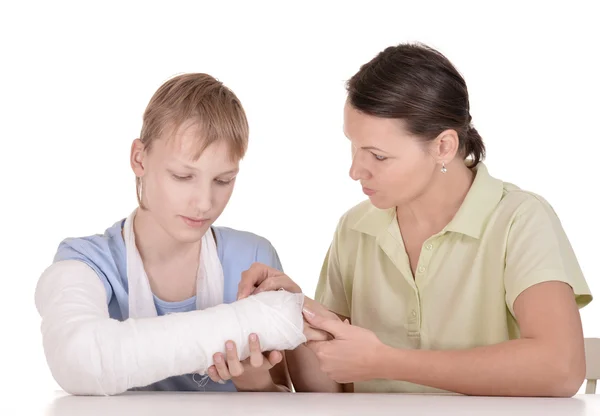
[287,344,342,392]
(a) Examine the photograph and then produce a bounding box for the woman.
[235,43,593,397]
[34,73,316,396]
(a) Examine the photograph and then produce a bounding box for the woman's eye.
[372,153,387,161]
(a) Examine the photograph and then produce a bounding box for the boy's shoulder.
[53,219,124,264]
[212,225,274,249]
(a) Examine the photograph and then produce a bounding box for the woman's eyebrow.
[361,145,388,153]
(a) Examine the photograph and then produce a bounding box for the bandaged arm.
[34,260,306,396]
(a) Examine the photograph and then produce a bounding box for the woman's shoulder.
[332,199,394,237]
[497,181,558,220]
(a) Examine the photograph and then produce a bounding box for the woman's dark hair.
[346,43,485,167]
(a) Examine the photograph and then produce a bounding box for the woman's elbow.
[548,352,586,397]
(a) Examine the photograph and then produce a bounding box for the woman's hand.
[302,305,385,384]
[237,263,302,300]
[302,297,340,342]
[207,334,288,392]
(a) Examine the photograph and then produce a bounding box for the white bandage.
[35,260,306,396]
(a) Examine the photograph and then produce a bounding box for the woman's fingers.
[303,297,341,321]
[303,324,333,342]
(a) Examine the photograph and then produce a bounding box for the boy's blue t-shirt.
[53,218,283,392]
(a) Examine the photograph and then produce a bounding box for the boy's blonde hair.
[136,73,249,208]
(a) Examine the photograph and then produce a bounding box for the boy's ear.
[130,138,145,176]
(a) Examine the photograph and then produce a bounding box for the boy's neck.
[129,208,201,266]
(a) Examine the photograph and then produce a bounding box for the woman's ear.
[130,139,146,177]
[433,129,460,163]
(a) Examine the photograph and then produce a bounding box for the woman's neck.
[396,162,475,233]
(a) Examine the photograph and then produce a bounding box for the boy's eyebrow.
[219,168,239,175]
[177,163,239,175]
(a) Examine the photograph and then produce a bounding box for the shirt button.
[418,266,426,273]
[425,243,433,250]
[411,310,417,317]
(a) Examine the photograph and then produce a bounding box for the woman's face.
[344,102,439,209]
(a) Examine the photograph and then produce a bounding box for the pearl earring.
[441,162,447,173]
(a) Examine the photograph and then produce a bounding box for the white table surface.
[7,391,600,416]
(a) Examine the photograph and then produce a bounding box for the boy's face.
[131,120,239,243]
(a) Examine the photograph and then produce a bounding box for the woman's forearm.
[379,338,584,397]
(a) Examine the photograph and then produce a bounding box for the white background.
[1,0,598,397]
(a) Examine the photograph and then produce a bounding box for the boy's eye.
[172,174,192,181]
[215,178,234,186]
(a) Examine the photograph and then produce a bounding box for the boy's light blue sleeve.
[255,239,284,272]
